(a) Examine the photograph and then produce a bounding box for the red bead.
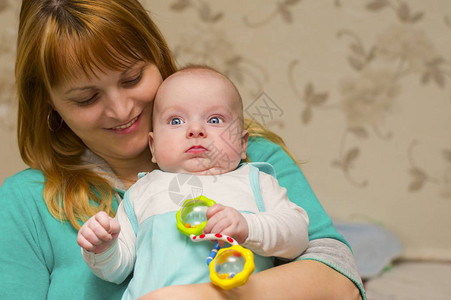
[227,237,234,243]
[199,234,206,239]
[215,233,222,238]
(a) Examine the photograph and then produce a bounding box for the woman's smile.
[109,114,141,134]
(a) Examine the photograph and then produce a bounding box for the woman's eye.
[170,117,184,125]
[208,116,223,124]
[123,73,142,86]
[77,94,99,106]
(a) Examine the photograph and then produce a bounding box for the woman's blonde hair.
[16,0,295,230]
[16,0,177,229]
[244,120,298,164]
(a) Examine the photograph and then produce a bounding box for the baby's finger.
[83,226,105,245]
[77,233,95,251]
[206,204,225,219]
[208,217,231,235]
[204,207,230,233]
[108,218,121,238]
[203,211,224,233]
[95,211,113,231]
[203,219,213,234]
[88,218,113,242]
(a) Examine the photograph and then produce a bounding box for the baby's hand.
[77,211,120,254]
[203,204,248,244]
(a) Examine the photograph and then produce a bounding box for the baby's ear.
[148,132,157,163]
[240,130,249,160]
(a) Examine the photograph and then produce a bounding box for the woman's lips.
[113,116,139,130]
[109,115,141,134]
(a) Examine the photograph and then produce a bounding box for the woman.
[0,0,365,299]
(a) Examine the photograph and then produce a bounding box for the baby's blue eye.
[170,118,183,125]
[208,117,222,124]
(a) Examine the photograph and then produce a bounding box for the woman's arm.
[139,260,361,300]
[245,137,365,298]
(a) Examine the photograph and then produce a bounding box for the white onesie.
[82,163,309,300]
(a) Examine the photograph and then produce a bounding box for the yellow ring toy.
[209,245,255,290]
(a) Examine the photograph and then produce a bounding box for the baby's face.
[149,70,248,175]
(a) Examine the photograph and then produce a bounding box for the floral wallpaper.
[0,0,16,130]
[0,0,450,260]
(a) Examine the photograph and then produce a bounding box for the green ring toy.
[176,196,216,236]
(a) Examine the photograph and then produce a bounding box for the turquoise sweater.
[0,138,350,299]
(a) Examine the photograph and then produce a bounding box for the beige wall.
[1,1,450,260]
[0,1,25,184]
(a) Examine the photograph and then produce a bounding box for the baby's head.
[149,66,248,175]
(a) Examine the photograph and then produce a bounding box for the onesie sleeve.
[81,192,137,284]
[0,173,50,299]
[242,171,309,259]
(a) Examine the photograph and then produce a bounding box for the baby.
[77,66,309,299]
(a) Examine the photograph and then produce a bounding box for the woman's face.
[50,61,162,163]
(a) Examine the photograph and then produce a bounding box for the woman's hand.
[77,211,121,254]
[138,260,362,300]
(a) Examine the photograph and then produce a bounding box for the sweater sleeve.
[247,138,366,299]
[242,171,309,260]
[0,173,50,300]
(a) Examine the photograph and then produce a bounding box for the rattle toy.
[176,196,255,289]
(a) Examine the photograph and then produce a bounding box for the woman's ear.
[148,132,157,163]
[240,130,249,160]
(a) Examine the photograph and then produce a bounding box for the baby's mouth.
[186,145,208,154]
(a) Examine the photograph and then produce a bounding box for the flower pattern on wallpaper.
[375,25,447,88]
[289,1,451,192]
[288,60,329,126]
[366,0,424,23]
[171,26,268,98]
[0,10,16,129]
[169,1,269,100]
[169,0,224,23]
[408,140,451,199]
[243,0,302,27]
[0,73,15,129]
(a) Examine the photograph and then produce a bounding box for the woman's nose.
[187,123,206,138]
[104,91,133,120]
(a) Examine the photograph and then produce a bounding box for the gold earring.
[47,109,64,132]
